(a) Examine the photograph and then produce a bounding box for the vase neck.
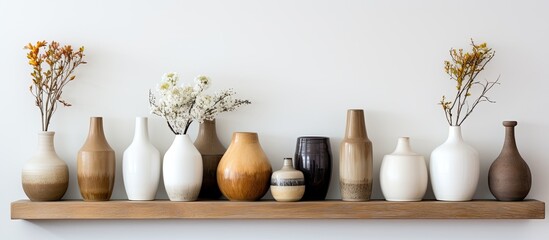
[195,119,224,147]
[37,131,56,153]
[282,158,294,170]
[445,126,464,143]
[232,132,259,144]
[173,134,192,144]
[344,109,368,139]
[393,137,413,154]
[132,117,150,142]
[502,122,518,154]
[86,117,108,142]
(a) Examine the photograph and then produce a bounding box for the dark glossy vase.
[488,121,531,201]
[194,120,226,199]
[294,137,332,200]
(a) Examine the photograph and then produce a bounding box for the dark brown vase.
[194,119,226,199]
[77,117,116,201]
[294,137,332,200]
[488,121,531,201]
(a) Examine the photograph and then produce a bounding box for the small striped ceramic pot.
[271,158,305,202]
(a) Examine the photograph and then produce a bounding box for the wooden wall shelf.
[11,199,544,220]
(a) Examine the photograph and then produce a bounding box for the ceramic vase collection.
[294,136,332,200]
[217,132,272,201]
[122,117,161,201]
[380,137,428,201]
[339,109,373,201]
[77,117,116,201]
[488,121,531,201]
[163,134,203,201]
[194,119,226,199]
[271,158,305,202]
[22,132,69,201]
[430,126,479,201]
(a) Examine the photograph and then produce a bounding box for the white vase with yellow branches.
[430,40,499,201]
[21,41,86,201]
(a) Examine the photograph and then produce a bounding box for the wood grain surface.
[11,199,545,220]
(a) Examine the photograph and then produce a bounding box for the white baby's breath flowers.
[149,72,251,135]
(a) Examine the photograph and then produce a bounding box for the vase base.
[385,198,423,202]
[166,185,201,202]
[340,182,371,201]
[23,181,68,201]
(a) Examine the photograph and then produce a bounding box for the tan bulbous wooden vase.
[77,117,116,201]
[217,132,272,201]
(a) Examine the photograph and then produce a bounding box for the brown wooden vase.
[488,121,531,201]
[194,119,226,199]
[77,117,116,201]
[339,109,373,201]
[217,132,272,201]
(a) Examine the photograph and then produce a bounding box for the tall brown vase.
[217,132,272,201]
[339,109,373,201]
[194,119,226,199]
[77,117,116,201]
[488,121,531,201]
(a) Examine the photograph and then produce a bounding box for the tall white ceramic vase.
[163,134,203,201]
[122,117,161,200]
[430,126,479,201]
[380,137,428,201]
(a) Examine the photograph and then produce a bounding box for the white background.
[1,0,548,239]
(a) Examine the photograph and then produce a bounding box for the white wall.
[1,0,547,239]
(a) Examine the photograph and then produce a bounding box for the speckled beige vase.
[77,117,116,201]
[271,158,305,202]
[22,132,69,201]
[339,109,373,201]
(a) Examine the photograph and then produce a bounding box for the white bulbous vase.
[380,137,428,201]
[122,117,161,201]
[430,126,479,201]
[163,134,203,201]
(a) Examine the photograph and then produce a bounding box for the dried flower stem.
[439,39,499,126]
[25,41,86,131]
[149,73,251,135]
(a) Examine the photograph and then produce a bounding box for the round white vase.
[430,126,479,201]
[163,134,203,201]
[122,117,161,201]
[380,137,428,201]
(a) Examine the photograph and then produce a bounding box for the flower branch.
[25,41,86,131]
[149,73,251,135]
[439,39,499,126]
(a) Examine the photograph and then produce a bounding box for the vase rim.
[297,136,329,140]
[232,132,257,135]
[38,131,55,135]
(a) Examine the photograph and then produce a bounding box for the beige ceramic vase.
[194,119,226,199]
[22,132,69,201]
[77,117,116,201]
[271,158,305,202]
[339,109,373,201]
[217,132,272,201]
